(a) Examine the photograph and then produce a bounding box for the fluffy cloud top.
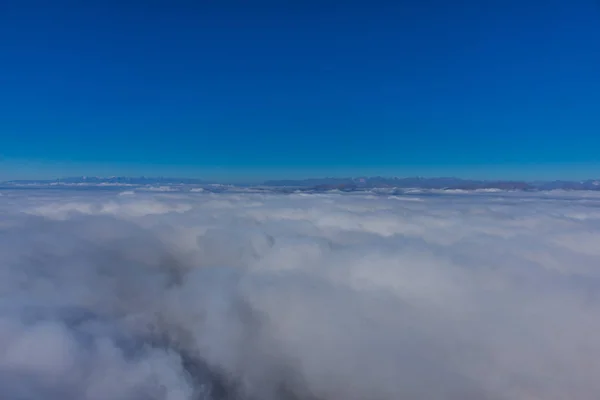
[1,189,600,399]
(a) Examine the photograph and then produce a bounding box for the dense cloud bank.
[1,189,600,399]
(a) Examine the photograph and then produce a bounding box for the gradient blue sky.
[1,0,600,182]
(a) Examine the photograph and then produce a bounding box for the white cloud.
[0,189,599,399]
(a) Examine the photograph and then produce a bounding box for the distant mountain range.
[3,176,600,191]
[263,176,600,191]
[3,176,209,185]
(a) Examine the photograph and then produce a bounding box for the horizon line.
[3,175,600,184]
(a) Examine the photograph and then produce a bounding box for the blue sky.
[1,0,600,182]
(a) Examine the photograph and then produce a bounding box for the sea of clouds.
[1,188,600,400]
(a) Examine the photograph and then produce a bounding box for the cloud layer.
[1,188,600,399]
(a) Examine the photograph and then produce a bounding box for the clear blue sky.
[1,0,599,182]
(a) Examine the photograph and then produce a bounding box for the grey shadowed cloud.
[1,189,600,399]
